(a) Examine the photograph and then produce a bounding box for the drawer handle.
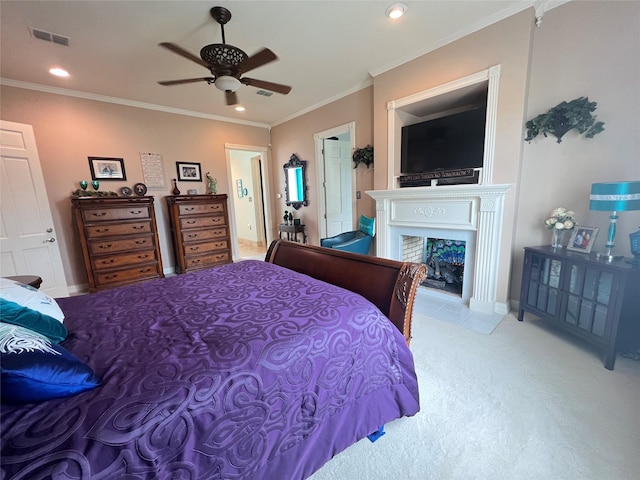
[187,233,198,238]
[214,243,224,248]
[105,274,118,280]
[99,244,113,249]
[132,226,144,230]
[186,220,196,225]
[96,228,109,233]
[192,259,201,264]
[137,254,150,260]
[189,246,200,251]
[91,212,107,217]
[139,268,152,274]
[130,210,143,215]
[100,259,116,265]
[185,207,195,211]
[135,240,148,245]
[215,255,225,260]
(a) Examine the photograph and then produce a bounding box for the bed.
[1,240,426,480]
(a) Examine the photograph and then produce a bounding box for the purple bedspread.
[1,260,419,479]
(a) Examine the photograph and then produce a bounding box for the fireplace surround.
[367,184,511,314]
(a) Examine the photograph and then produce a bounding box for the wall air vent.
[256,90,273,97]
[30,27,70,46]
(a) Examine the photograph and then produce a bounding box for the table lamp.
[589,181,640,261]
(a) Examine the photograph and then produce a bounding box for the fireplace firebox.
[403,235,466,296]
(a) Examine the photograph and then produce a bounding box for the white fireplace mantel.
[367,184,511,314]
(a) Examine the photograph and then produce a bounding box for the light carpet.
[308,312,640,480]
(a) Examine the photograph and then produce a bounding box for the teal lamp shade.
[589,181,640,260]
[589,181,640,212]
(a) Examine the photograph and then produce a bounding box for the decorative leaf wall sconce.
[525,96,605,143]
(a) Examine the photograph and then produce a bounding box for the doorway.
[314,122,356,240]
[0,120,69,297]
[225,144,272,260]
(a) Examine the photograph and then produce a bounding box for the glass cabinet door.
[526,254,562,317]
[563,263,613,338]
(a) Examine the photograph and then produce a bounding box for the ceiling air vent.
[256,90,273,97]
[30,27,70,46]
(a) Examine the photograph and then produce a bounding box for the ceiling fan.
[157,6,291,106]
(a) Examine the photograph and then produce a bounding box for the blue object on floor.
[367,425,385,442]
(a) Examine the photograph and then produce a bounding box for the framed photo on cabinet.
[567,226,599,254]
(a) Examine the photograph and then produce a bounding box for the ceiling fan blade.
[236,48,277,75]
[159,42,210,69]
[225,90,238,105]
[241,77,292,95]
[158,77,214,86]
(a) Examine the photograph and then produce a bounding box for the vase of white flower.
[545,207,576,248]
[551,227,564,248]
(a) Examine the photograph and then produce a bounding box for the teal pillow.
[359,215,375,237]
[0,298,67,343]
[0,324,100,404]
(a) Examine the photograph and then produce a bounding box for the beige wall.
[513,0,640,299]
[271,1,640,308]
[371,9,533,308]
[0,86,269,290]
[2,2,638,306]
[270,86,374,244]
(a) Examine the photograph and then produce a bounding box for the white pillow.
[0,278,64,323]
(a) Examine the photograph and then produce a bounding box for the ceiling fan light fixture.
[214,75,241,92]
[386,3,408,19]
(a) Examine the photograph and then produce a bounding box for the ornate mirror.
[284,153,308,210]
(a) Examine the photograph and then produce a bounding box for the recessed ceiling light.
[49,67,69,78]
[386,3,408,19]
[235,105,245,112]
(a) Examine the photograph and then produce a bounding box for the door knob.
[46,227,53,233]
[43,238,56,243]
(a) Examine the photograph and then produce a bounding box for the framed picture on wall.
[176,161,202,182]
[89,157,126,181]
[567,226,599,254]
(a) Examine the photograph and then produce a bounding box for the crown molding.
[0,78,270,129]
[270,78,373,127]
[369,0,569,78]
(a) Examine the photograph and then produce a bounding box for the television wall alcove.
[386,65,501,189]
[369,65,512,314]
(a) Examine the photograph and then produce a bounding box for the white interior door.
[323,139,353,237]
[0,120,69,297]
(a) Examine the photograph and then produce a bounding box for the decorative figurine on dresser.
[165,194,232,273]
[71,196,164,292]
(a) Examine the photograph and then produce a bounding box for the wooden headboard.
[265,240,427,344]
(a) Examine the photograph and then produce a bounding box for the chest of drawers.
[165,194,232,273]
[72,196,164,292]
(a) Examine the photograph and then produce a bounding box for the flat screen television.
[400,107,487,175]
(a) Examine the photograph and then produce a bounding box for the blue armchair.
[320,216,375,255]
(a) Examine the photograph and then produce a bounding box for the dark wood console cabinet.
[165,194,232,274]
[72,196,164,292]
[518,245,640,370]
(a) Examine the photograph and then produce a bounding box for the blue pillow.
[0,298,67,343]
[0,324,100,404]
[359,215,375,237]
